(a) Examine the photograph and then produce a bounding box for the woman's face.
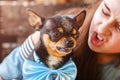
[88,0,120,54]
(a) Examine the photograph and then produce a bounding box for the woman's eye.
[117,25,120,32]
[102,9,110,17]
[115,23,120,32]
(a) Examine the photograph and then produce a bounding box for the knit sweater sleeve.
[19,35,35,60]
[0,35,35,79]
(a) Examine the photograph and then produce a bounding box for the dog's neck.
[47,56,62,69]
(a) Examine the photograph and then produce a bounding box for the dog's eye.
[49,31,62,41]
[53,32,61,38]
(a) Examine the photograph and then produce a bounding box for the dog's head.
[28,10,86,58]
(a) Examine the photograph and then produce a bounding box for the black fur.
[36,16,77,69]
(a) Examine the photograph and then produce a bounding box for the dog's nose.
[65,40,74,48]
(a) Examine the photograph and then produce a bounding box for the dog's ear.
[74,10,86,28]
[27,9,45,30]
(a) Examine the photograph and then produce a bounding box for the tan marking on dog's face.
[72,29,79,39]
[58,27,63,33]
[73,29,77,35]
[43,34,77,58]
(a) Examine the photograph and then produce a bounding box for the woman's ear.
[27,9,45,30]
[74,10,86,28]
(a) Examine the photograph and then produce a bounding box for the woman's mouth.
[91,32,105,46]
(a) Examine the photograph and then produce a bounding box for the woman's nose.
[97,24,111,36]
[97,18,115,36]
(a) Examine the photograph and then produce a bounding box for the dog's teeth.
[57,47,71,53]
[61,48,65,52]
[61,48,67,52]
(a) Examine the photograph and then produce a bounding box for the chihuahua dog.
[28,9,86,69]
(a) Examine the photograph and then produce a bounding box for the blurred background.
[0,0,99,62]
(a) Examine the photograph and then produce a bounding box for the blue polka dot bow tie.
[22,58,77,80]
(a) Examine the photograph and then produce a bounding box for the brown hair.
[72,1,102,80]
[73,1,120,80]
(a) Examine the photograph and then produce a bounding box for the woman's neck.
[97,53,119,64]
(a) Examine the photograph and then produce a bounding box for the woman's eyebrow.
[104,1,110,12]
